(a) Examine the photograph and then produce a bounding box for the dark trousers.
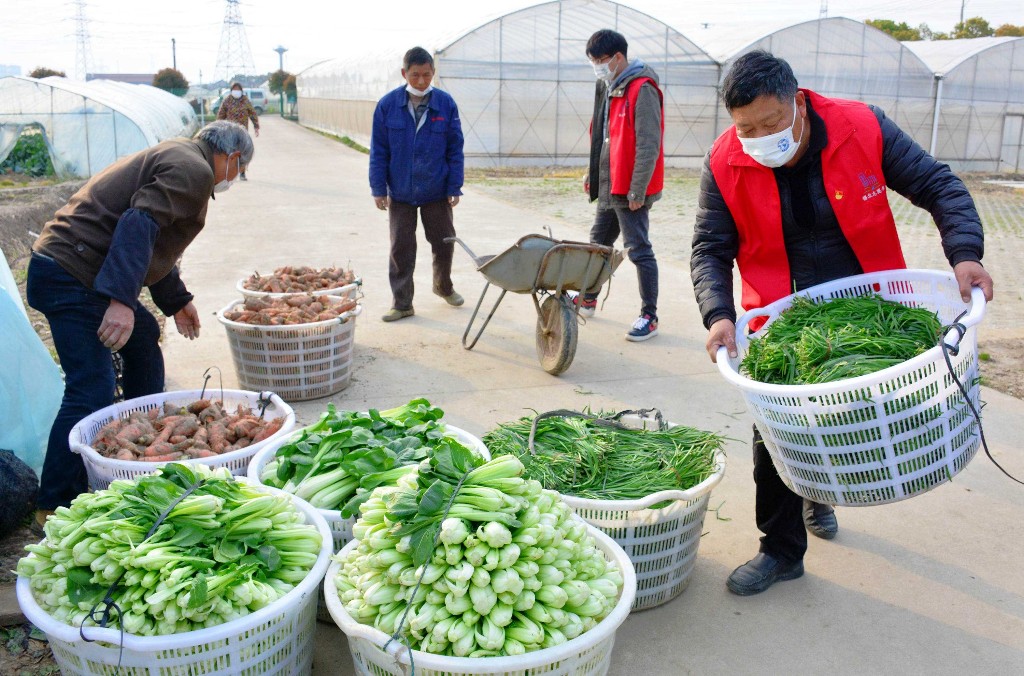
[585,204,659,318]
[753,425,807,563]
[26,253,165,509]
[388,199,456,311]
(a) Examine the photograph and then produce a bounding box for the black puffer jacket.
[690,100,985,329]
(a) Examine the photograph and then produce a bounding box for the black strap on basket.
[80,473,207,674]
[256,392,273,420]
[941,313,1024,486]
[526,407,666,455]
[200,366,224,404]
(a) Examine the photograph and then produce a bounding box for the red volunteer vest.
[607,77,665,196]
[709,89,906,318]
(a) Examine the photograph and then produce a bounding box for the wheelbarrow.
[447,234,624,375]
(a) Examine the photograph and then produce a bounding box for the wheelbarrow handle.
[445,236,481,264]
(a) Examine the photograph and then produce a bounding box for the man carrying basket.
[690,51,994,595]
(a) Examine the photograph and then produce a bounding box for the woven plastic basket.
[324,520,636,676]
[16,482,332,676]
[248,422,491,623]
[217,298,361,402]
[69,389,295,491]
[236,276,361,301]
[717,269,986,506]
[558,413,726,611]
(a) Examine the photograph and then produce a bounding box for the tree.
[995,23,1024,37]
[268,69,292,95]
[29,67,65,78]
[866,19,921,41]
[283,74,297,99]
[152,68,189,96]
[953,17,994,39]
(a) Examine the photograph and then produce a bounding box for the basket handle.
[940,286,986,354]
[527,408,650,455]
[338,304,363,323]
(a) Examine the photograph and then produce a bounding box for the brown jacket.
[34,138,216,290]
[217,94,259,131]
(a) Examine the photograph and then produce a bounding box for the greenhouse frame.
[296,0,1024,172]
[0,76,199,179]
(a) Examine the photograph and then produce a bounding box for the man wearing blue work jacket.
[370,46,466,322]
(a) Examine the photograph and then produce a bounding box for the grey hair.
[194,120,254,165]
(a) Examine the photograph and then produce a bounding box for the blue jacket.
[369,86,465,206]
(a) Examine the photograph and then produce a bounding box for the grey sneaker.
[437,291,464,307]
[382,308,414,322]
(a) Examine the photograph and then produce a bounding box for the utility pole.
[819,1,828,19]
[172,38,177,71]
[274,45,288,118]
[960,0,967,27]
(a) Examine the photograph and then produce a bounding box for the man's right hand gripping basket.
[716,269,986,506]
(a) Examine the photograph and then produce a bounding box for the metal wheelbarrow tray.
[449,234,624,375]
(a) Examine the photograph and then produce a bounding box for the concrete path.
[164,117,1024,675]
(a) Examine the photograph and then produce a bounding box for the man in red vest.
[580,29,665,342]
[691,51,994,595]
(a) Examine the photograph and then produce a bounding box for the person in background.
[216,82,259,180]
[690,50,994,595]
[369,46,465,322]
[26,120,254,524]
[579,29,664,342]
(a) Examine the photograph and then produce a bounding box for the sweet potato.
[251,418,283,443]
[143,442,174,458]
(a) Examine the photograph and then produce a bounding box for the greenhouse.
[903,37,1024,172]
[296,0,1023,172]
[0,76,199,179]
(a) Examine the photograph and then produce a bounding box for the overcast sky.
[1,0,1020,83]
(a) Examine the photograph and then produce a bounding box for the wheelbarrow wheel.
[536,294,578,375]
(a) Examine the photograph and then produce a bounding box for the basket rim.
[16,480,332,650]
[324,519,636,670]
[717,269,985,396]
[236,276,361,299]
[216,299,362,331]
[68,389,296,472]
[246,420,492,520]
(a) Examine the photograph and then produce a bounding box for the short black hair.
[586,30,628,60]
[403,47,434,70]
[720,50,798,111]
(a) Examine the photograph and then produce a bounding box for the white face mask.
[738,99,802,168]
[214,157,240,193]
[230,90,242,99]
[406,84,433,97]
[593,61,612,82]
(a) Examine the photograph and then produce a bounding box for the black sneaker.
[626,313,658,342]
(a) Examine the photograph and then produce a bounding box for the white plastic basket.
[69,389,296,491]
[717,269,986,506]
[558,413,726,611]
[248,422,491,622]
[236,276,361,301]
[324,520,636,676]
[217,298,362,402]
[16,482,333,676]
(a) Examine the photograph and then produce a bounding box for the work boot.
[382,308,414,322]
[803,500,838,539]
[727,552,804,596]
[436,290,464,307]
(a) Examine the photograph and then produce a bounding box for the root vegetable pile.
[223,295,357,325]
[243,266,356,294]
[91,399,284,462]
[18,464,322,635]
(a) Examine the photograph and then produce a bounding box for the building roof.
[901,36,1022,76]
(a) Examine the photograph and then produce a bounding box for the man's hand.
[98,299,135,351]
[953,260,994,303]
[374,196,390,211]
[628,200,643,211]
[174,302,202,340]
[448,195,460,208]
[706,318,737,363]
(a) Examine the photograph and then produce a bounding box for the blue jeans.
[26,253,165,509]
[585,204,659,318]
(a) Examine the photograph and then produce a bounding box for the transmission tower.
[73,0,94,79]
[214,0,256,84]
